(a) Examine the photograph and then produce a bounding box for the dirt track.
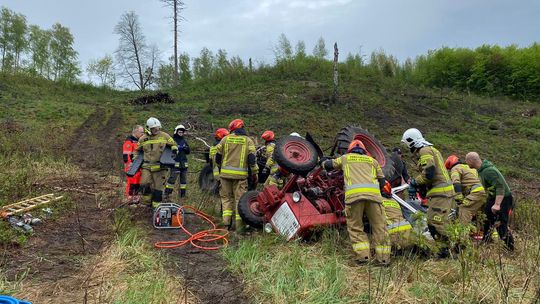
[1,106,251,303]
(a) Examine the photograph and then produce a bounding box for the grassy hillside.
[1,71,539,303]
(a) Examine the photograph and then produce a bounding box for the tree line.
[0,6,79,82]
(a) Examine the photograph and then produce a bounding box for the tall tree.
[0,7,13,71]
[295,40,306,59]
[115,11,158,90]
[87,55,115,87]
[160,0,185,85]
[193,47,214,79]
[49,23,79,81]
[216,48,229,74]
[178,52,191,83]
[274,33,293,61]
[312,36,328,59]
[11,12,27,71]
[28,25,51,77]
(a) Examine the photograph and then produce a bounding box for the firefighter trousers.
[140,168,168,208]
[426,195,455,239]
[458,191,486,226]
[219,178,248,228]
[165,168,188,198]
[382,199,413,250]
[346,199,390,264]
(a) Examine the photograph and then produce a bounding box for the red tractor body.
[254,168,347,240]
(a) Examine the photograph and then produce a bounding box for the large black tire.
[238,190,264,228]
[198,164,219,196]
[333,126,396,179]
[274,135,318,176]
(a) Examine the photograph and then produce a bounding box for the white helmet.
[290,132,301,137]
[146,117,161,130]
[174,124,186,133]
[401,128,432,149]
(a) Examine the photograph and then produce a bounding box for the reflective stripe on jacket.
[414,146,454,198]
[215,134,257,179]
[135,131,177,167]
[332,153,384,204]
[450,163,485,195]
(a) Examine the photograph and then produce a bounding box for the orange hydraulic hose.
[154,205,229,250]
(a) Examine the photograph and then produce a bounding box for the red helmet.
[261,130,275,141]
[347,140,366,153]
[228,119,244,131]
[215,128,229,140]
[445,155,459,169]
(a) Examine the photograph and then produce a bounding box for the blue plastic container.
[0,295,32,304]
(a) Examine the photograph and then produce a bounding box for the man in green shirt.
[466,152,514,250]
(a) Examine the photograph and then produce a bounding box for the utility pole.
[332,42,339,103]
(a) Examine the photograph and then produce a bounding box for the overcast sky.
[3,0,540,80]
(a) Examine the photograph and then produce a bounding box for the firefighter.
[215,119,258,231]
[134,117,178,208]
[260,130,277,180]
[209,128,230,179]
[401,128,455,247]
[123,125,144,203]
[164,124,191,200]
[444,155,487,226]
[322,140,390,265]
[465,152,514,250]
[381,181,413,251]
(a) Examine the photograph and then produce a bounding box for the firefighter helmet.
[146,117,161,130]
[215,128,229,140]
[174,124,186,133]
[290,132,301,137]
[228,119,244,131]
[401,128,432,149]
[262,130,275,141]
[445,155,460,169]
[347,139,366,153]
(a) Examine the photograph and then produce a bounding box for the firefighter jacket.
[209,140,220,177]
[264,141,277,169]
[478,159,511,198]
[122,135,139,168]
[172,134,190,169]
[135,131,178,171]
[215,129,258,180]
[414,146,454,198]
[330,152,385,204]
[450,163,485,195]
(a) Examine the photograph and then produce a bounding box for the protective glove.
[408,179,418,199]
[171,147,178,158]
[454,192,464,204]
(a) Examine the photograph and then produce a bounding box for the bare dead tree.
[332,42,339,103]
[114,11,159,90]
[160,0,185,86]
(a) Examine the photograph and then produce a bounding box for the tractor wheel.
[238,190,264,229]
[333,126,396,180]
[274,135,318,176]
[198,164,219,196]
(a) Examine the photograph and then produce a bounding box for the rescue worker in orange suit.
[322,140,390,265]
[260,130,277,181]
[466,152,514,250]
[134,117,178,208]
[402,128,455,255]
[444,155,487,226]
[215,119,258,231]
[164,124,190,200]
[381,181,413,251]
[123,125,144,203]
[209,128,229,179]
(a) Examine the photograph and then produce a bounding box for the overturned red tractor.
[238,126,404,240]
